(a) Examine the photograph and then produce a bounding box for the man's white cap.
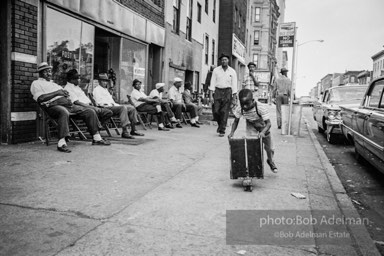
[155,82,165,89]
[173,77,183,83]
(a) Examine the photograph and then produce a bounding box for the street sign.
[278,22,296,48]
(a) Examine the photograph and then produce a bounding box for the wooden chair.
[127,95,154,130]
[182,112,191,124]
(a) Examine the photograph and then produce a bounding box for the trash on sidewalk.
[352,199,362,206]
[236,250,247,255]
[291,192,306,199]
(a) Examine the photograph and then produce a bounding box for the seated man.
[130,79,170,131]
[168,77,199,128]
[30,62,110,153]
[64,69,113,127]
[149,82,182,128]
[93,73,144,139]
[182,81,203,125]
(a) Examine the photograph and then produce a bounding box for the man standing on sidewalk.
[242,62,260,100]
[209,53,238,137]
[272,68,291,129]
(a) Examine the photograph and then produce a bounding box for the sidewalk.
[0,105,380,256]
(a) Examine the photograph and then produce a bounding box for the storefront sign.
[134,67,145,77]
[254,71,271,83]
[232,34,245,64]
[278,22,296,48]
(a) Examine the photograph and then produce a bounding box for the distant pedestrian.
[228,89,277,173]
[242,62,260,100]
[209,53,238,137]
[272,68,291,129]
[204,65,215,94]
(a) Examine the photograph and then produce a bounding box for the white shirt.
[93,85,120,106]
[30,78,64,104]
[168,85,183,104]
[209,65,238,92]
[131,89,148,107]
[149,89,163,99]
[64,82,92,105]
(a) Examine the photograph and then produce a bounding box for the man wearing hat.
[169,77,200,128]
[30,62,111,153]
[272,67,292,129]
[209,53,238,137]
[130,79,170,131]
[242,62,260,100]
[93,73,144,138]
[64,69,113,126]
[149,82,180,128]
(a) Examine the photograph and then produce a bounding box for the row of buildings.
[310,49,384,99]
[0,0,287,144]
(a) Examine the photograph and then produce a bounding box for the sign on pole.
[278,22,296,48]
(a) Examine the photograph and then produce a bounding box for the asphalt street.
[302,106,384,255]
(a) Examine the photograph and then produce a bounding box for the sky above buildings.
[284,0,384,96]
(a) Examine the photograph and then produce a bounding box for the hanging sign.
[278,22,296,48]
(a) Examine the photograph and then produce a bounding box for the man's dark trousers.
[213,87,232,134]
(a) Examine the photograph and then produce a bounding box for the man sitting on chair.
[168,77,200,128]
[93,73,144,139]
[130,79,170,131]
[182,81,203,125]
[30,62,111,153]
[149,82,182,128]
[64,69,113,127]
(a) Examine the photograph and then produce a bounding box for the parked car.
[299,96,316,107]
[312,85,368,143]
[340,77,384,174]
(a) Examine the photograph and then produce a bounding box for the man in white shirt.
[93,73,144,139]
[149,83,180,128]
[30,62,111,153]
[209,53,238,137]
[64,69,113,126]
[130,79,170,131]
[168,77,199,128]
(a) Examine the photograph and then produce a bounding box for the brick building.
[0,0,165,144]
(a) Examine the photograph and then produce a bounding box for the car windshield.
[329,87,367,103]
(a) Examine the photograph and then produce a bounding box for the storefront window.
[46,8,94,90]
[120,38,147,99]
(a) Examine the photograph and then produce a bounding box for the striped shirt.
[233,102,270,122]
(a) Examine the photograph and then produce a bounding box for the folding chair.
[88,92,120,136]
[182,112,191,124]
[40,107,87,146]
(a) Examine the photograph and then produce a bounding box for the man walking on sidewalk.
[272,68,291,129]
[209,53,238,137]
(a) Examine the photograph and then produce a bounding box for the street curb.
[304,117,381,256]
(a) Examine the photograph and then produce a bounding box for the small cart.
[229,137,264,192]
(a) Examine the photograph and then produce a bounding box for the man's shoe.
[219,133,225,137]
[267,160,278,173]
[191,123,200,128]
[165,123,175,129]
[130,131,144,136]
[57,144,71,153]
[196,121,203,125]
[170,120,179,124]
[158,127,170,131]
[92,139,111,146]
[278,126,281,129]
[122,132,135,139]
[175,123,183,128]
